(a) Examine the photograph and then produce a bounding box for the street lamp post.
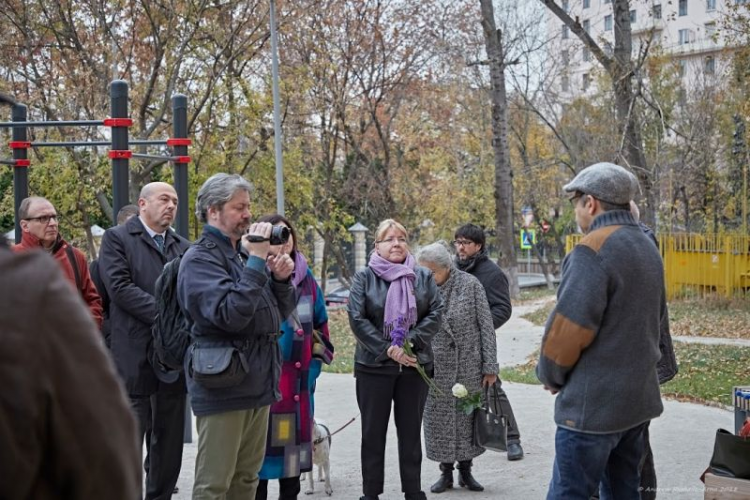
[270,0,284,216]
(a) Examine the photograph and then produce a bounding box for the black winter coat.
[347,265,443,370]
[456,250,512,329]
[176,226,296,416]
[99,217,190,396]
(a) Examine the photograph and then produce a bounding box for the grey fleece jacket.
[537,210,665,434]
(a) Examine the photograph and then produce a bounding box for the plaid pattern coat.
[258,268,330,479]
[424,268,499,463]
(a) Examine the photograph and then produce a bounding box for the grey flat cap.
[563,162,638,205]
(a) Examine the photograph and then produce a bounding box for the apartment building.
[549,0,737,97]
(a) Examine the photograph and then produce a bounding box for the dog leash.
[313,414,359,445]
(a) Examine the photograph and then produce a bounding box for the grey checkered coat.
[424,268,499,463]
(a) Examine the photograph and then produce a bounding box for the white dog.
[304,420,333,496]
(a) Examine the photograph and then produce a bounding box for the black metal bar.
[31,141,110,147]
[172,93,191,444]
[0,159,16,165]
[29,139,168,148]
[131,153,176,161]
[0,120,104,128]
[110,80,130,221]
[12,104,28,244]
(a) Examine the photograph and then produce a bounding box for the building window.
[630,9,637,24]
[653,4,662,19]
[562,25,569,40]
[562,49,570,65]
[679,0,688,16]
[678,29,693,45]
[583,73,590,91]
[604,42,614,57]
[583,0,590,9]
[583,47,590,62]
[583,19,590,33]
[604,15,612,31]
[677,59,686,77]
[563,0,569,12]
[705,22,717,39]
[604,0,611,3]
[562,75,570,92]
[707,0,716,11]
[705,56,715,74]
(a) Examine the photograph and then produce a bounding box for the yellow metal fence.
[566,233,750,299]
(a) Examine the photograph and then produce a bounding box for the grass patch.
[661,341,750,406]
[514,286,557,305]
[520,300,555,327]
[323,308,356,374]
[499,342,750,407]
[669,296,750,340]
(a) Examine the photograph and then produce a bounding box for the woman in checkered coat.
[417,242,499,494]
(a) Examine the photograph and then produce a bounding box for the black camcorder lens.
[269,225,290,245]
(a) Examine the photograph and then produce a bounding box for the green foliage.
[520,300,555,327]
[322,309,356,374]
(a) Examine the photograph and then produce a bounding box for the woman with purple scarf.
[255,214,334,500]
[348,219,444,500]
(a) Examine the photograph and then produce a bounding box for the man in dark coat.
[98,182,190,500]
[90,204,139,347]
[453,223,524,461]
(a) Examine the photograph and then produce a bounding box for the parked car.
[325,287,350,306]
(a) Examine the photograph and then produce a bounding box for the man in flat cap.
[537,162,667,499]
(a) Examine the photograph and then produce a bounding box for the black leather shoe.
[507,442,524,461]
[457,460,484,492]
[430,462,454,493]
[404,492,427,500]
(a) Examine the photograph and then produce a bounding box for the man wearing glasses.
[537,163,666,499]
[14,196,103,327]
[453,223,523,461]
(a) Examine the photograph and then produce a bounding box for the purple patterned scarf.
[291,251,309,289]
[368,252,417,347]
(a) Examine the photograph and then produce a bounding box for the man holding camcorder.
[176,173,296,500]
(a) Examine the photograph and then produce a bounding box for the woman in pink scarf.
[347,219,444,500]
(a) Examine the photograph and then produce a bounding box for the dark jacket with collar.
[98,216,190,396]
[176,226,296,416]
[455,248,512,329]
[347,265,443,371]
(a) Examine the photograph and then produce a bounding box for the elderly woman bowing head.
[417,242,499,494]
[348,219,444,500]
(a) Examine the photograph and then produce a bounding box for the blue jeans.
[547,422,648,500]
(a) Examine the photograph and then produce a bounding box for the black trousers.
[355,367,428,497]
[496,382,521,442]
[131,389,186,500]
[255,476,301,500]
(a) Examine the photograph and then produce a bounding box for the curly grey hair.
[195,173,253,223]
[416,242,453,270]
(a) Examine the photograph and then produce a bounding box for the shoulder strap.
[64,245,82,291]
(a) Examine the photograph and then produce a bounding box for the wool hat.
[563,162,638,205]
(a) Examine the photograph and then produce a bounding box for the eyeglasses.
[452,239,475,247]
[378,237,408,245]
[24,214,58,224]
[569,193,586,206]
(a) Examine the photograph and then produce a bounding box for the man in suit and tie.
[99,182,190,500]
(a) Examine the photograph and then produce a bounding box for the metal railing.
[566,233,750,299]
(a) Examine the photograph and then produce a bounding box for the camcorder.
[245,225,290,245]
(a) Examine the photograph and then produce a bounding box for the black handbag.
[473,381,508,452]
[709,428,750,479]
[189,345,248,389]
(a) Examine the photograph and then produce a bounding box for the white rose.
[452,383,469,399]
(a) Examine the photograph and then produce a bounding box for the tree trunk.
[479,0,519,298]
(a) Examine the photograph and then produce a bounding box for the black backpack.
[151,255,191,373]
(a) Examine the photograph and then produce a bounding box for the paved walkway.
[172,300,736,500]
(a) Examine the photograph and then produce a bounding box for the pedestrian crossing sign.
[520,229,536,250]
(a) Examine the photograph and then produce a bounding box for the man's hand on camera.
[267,253,294,281]
[242,222,272,258]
